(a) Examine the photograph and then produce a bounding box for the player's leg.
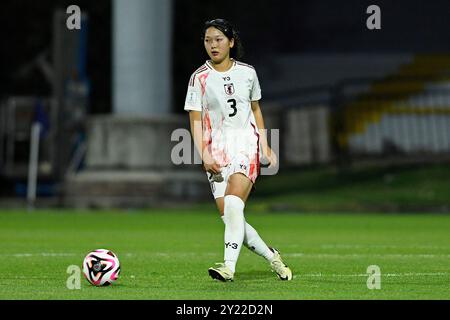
[214,195,292,281]
[208,173,251,281]
[207,157,292,281]
[215,197,274,261]
[221,173,252,274]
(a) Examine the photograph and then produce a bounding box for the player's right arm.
[184,70,221,175]
[188,111,221,174]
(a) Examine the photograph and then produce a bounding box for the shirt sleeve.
[250,69,262,101]
[184,73,202,112]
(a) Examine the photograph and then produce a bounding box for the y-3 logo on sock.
[225,242,238,249]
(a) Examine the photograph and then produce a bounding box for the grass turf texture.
[0,210,449,299]
[248,164,450,213]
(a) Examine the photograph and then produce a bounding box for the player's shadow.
[235,270,274,281]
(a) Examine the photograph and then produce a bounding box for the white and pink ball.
[82,249,121,286]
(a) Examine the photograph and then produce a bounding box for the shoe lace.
[271,259,285,270]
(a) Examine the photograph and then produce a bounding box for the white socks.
[223,195,245,273]
[221,203,275,273]
[243,222,275,261]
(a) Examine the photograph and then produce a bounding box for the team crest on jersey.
[224,83,235,95]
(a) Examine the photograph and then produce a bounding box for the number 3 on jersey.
[227,98,237,117]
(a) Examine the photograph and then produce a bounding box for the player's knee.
[226,173,252,200]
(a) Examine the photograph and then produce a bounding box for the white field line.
[3,252,449,259]
[280,244,450,250]
[285,253,450,258]
[294,272,448,279]
[319,244,450,250]
[151,252,450,258]
[0,253,77,257]
[151,252,450,259]
[118,252,450,259]
[0,252,213,258]
[0,252,448,280]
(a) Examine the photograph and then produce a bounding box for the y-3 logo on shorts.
[240,164,247,171]
[225,242,238,249]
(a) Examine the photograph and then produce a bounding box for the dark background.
[1,0,449,115]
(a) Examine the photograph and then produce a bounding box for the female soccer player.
[184,19,292,282]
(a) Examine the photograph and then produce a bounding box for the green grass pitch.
[0,209,449,299]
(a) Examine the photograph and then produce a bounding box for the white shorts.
[206,153,259,199]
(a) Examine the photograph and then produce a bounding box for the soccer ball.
[82,249,121,286]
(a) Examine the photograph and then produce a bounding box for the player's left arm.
[251,100,277,168]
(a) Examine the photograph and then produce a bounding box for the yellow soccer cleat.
[208,263,234,282]
[270,248,293,281]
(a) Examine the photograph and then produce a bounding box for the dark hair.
[203,18,244,59]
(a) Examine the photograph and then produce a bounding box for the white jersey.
[184,59,262,183]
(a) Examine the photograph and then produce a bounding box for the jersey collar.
[206,59,236,73]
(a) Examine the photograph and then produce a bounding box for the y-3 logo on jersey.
[224,83,235,95]
[222,76,231,81]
